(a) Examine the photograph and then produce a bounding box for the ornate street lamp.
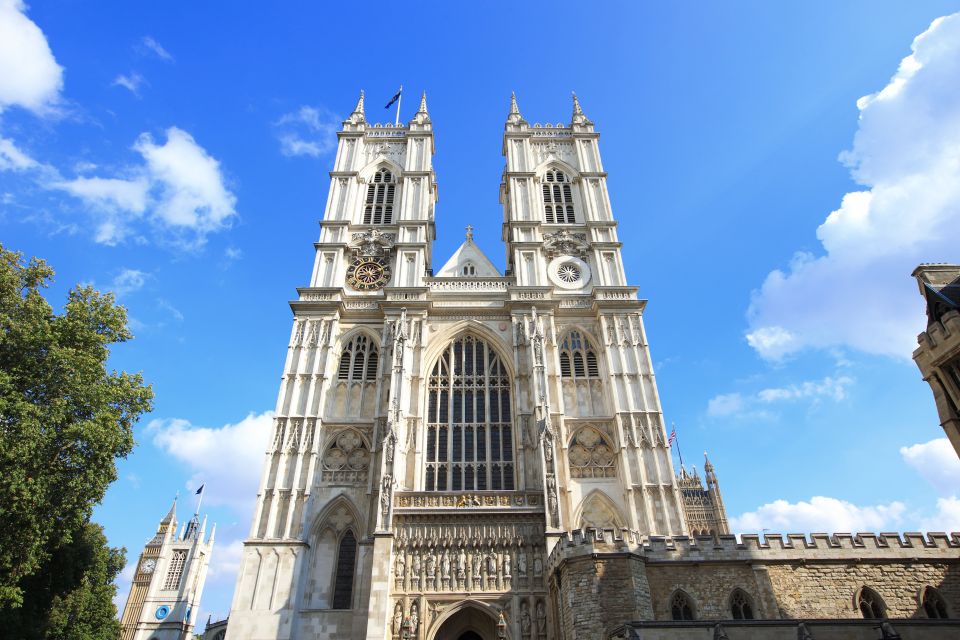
[497,610,507,638]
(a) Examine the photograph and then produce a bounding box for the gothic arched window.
[425,335,514,491]
[670,590,696,620]
[337,334,379,381]
[331,530,357,609]
[330,334,379,418]
[559,330,605,417]
[162,550,186,590]
[857,587,886,619]
[542,169,576,224]
[568,426,616,478]
[363,168,396,225]
[922,586,949,619]
[730,589,755,620]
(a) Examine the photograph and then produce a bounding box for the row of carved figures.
[393,544,544,593]
[391,598,548,640]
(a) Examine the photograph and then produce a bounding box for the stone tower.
[119,497,214,640]
[912,263,960,458]
[676,453,729,536]
[225,92,690,640]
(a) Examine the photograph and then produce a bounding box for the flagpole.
[195,486,204,516]
[395,84,403,126]
[673,422,684,468]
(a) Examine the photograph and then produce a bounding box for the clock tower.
[119,497,215,640]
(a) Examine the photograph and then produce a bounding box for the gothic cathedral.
[223,93,959,640]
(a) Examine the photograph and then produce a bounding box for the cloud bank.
[0,0,63,114]
[746,14,960,360]
[276,106,340,158]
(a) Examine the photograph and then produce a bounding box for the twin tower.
[216,91,725,640]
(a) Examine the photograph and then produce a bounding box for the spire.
[571,91,592,126]
[410,91,431,125]
[161,494,178,524]
[347,89,366,124]
[506,91,525,125]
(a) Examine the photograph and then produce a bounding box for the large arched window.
[331,530,357,609]
[542,169,575,224]
[922,586,949,619]
[857,587,886,619]
[559,330,600,380]
[670,590,696,620]
[337,334,379,381]
[425,335,514,491]
[730,589,755,620]
[363,168,396,225]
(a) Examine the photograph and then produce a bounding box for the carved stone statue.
[473,550,483,578]
[533,554,543,577]
[392,602,402,636]
[410,603,419,635]
[425,552,436,577]
[503,551,512,577]
[394,552,405,578]
[536,600,547,633]
[518,552,528,576]
[457,547,467,579]
[520,601,532,636]
[487,552,498,575]
[441,551,451,579]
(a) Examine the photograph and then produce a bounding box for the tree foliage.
[0,243,153,617]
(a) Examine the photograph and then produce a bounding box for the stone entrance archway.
[428,601,502,640]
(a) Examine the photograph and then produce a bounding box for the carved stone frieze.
[543,229,590,259]
[350,229,395,257]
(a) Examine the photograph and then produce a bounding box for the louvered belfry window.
[542,169,576,224]
[363,168,396,225]
[337,335,379,381]
[163,550,187,590]
[559,331,600,380]
[425,336,514,491]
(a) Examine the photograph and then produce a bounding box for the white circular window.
[548,256,591,290]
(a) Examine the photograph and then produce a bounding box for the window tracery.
[542,169,575,224]
[857,587,886,619]
[425,335,514,491]
[558,330,605,417]
[730,589,755,620]
[330,333,379,418]
[922,586,949,619]
[163,550,186,590]
[670,590,695,620]
[363,168,397,225]
[568,426,616,478]
[321,430,371,484]
[331,530,357,609]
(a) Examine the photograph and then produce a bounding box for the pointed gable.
[436,235,501,278]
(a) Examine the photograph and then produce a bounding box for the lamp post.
[497,610,507,638]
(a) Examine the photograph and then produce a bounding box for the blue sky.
[3,0,960,628]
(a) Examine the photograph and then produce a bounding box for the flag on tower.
[195,484,204,495]
[384,88,402,109]
[668,427,676,447]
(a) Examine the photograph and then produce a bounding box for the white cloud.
[156,298,183,321]
[52,127,237,248]
[900,437,960,496]
[276,106,340,157]
[746,13,960,360]
[112,72,146,97]
[732,496,906,534]
[149,411,272,514]
[0,135,38,171]
[208,538,244,584]
[707,375,853,418]
[707,393,743,417]
[919,497,960,532]
[111,268,148,297]
[0,0,63,114]
[137,36,173,62]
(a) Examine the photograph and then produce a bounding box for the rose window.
[557,263,581,283]
[568,426,616,478]
[322,430,370,484]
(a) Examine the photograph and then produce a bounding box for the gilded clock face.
[346,256,390,291]
[141,558,156,574]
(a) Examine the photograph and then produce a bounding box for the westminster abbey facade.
[222,93,960,639]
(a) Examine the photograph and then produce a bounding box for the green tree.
[0,244,153,617]
[2,522,126,640]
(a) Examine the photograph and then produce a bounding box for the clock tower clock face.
[346,256,390,291]
[141,558,156,574]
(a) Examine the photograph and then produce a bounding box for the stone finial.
[417,91,428,115]
[348,89,366,124]
[507,91,525,125]
[465,225,474,242]
[410,90,431,125]
[571,91,592,126]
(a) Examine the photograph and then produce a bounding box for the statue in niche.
[410,603,419,635]
[411,551,421,576]
[518,551,528,577]
[425,551,436,578]
[457,547,467,579]
[536,600,547,635]
[520,601,532,636]
[393,602,403,636]
[380,475,392,521]
[394,552,405,579]
[503,551,512,578]
[546,475,558,521]
[441,551,451,579]
[487,552,498,576]
[473,549,483,578]
[533,554,543,577]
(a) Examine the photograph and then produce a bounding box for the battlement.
[547,527,960,570]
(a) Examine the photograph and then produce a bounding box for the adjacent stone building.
[219,94,959,640]
[913,264,960,458]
